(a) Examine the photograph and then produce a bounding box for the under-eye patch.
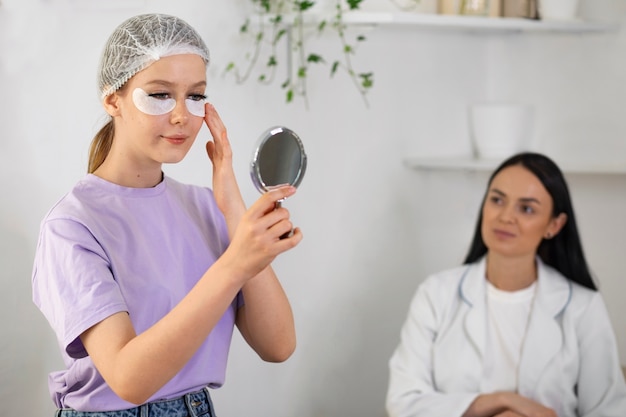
[185,97,206,117]
[132,88,206,117]
[132,88,175,115]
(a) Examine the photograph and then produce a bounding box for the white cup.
[468,103,534,160]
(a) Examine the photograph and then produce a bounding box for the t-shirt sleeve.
[32,217,128,359]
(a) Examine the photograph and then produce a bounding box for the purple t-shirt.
[32,174,241,411]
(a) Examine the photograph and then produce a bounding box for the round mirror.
[250,126,307,194]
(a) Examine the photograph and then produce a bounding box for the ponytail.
[88,120,114,173]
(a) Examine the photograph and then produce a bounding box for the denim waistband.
[55,387,216,417]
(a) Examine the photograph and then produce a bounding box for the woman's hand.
[204,102,246,226]
[463,392,557,417]
[219,185,302,286]
[505,393,557,417]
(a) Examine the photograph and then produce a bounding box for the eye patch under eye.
[132,88,206,117]
[132,88,176,115]
[185,98,206,117]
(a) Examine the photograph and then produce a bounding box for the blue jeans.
[54,387,216,417]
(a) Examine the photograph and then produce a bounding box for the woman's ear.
[102,93,122,117]
[545,213,568,239]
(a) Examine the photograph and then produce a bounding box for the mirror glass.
[250,126,307,194]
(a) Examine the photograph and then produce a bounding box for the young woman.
[32,13,302,416]
[386,152,626,417]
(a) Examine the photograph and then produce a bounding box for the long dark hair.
[463,152,596,291]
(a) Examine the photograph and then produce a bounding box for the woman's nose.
[497,205,516,223]
[169,100,189,124]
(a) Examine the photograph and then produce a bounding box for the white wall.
[1,0,625,416]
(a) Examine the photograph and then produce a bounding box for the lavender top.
[32,174,240,411]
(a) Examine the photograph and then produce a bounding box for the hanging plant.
[225,0,374,108]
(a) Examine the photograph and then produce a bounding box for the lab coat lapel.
[518,259,572,395]
[460,259,488,362]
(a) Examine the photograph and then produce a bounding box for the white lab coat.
[386,256,626,417]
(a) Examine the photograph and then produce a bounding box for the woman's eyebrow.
[519,197,541,205]
[490,188,541,205]
[144,80,207,88]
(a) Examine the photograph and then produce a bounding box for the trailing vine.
[225,0,374,108]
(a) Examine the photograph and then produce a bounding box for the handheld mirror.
[251,126,307,237]
[251,125,307,196]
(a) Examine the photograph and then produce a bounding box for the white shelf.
[341,11,619,34]
[404,157,626,175]
[254,11,619,37]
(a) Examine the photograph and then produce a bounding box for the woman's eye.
[489,196,502,205]
[189,94,207,102]
[520,205,534,214]
[148,93,171,100]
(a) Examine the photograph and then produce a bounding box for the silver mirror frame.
[250,126,307,193]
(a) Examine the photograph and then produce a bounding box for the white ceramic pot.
[539,0,580,20]
[468,103,535,160]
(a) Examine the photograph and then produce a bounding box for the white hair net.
[98,13,210,98]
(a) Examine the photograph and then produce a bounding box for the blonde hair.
[88,120,114,173]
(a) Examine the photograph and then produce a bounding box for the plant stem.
[332,0,371,107]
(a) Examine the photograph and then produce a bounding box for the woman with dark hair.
[464,152,595,291]
[386,152,626,417]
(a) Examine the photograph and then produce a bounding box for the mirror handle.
[274,200,293,239]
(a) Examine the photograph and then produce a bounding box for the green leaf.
[281,79,290,89]
[359,72,373,88]
[357,35,366,42]
[297,1,316,12]
[269,15,281,24]
[259,74,266,82]
[286,89,294,102]
[344,45,353,54]
[240,19,250,33]
[318,20,327,32]
[260,0,271,12]
[274,29,287,43]
[307,54,324,63]
[346,0,363,10]
[330,61,339,76]
[225,62,235,72]
[267,55,278,67]
[297,67,307,78]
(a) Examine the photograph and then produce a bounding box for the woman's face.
[106,54,207,169]
[481,164,565,259]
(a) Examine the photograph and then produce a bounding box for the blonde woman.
[32,13,301,416]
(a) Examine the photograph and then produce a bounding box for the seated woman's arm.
[386,278,478,417]
[575,293,626,417]
[463,392,556,417]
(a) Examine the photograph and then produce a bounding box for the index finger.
[250,186,297,216]
[204,102,227,143]
[266,185,296,202]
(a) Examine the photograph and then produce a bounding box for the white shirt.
[483,280,536,392]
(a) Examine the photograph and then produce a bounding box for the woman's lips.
[493,228,516,239]
[162,135,187,145]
